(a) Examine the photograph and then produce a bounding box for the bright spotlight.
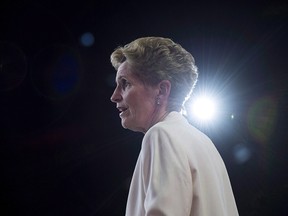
[191,96,217,122]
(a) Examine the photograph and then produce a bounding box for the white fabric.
[125,111,239,216]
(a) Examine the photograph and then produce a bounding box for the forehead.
[115,62,136,81]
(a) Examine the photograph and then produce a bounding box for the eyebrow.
[116,75,126,82]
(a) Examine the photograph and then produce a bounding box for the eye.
[121,79,130,89]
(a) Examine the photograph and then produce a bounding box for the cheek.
[137,98,155,116]
[126,89,156,115]
[127,99,148,118]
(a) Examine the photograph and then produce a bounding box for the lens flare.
[191,96,217,121]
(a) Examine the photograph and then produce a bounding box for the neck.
[143,109,169,134]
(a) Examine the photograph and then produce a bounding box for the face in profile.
[110,62,159,133]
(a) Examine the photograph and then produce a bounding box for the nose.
[110,88,122,103]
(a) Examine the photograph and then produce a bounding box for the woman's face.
[110,62,159,133]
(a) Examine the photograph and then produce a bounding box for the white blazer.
[125,111,239,216]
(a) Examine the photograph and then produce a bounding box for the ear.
[158,80,171,99]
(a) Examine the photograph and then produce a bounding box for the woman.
[110,37,239,216]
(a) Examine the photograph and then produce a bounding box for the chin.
[121,119,130,129]
[121,121,133,131]
[121,119,143,133]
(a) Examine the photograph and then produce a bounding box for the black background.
[1,0,287,215]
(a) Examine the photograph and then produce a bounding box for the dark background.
[1,0,287,215]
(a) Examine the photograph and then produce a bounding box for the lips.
[117,106,128,116]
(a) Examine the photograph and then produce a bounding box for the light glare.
[192,96,217,121]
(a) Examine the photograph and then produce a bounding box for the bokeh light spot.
[80,32,95,47]
[247,95,278,145]
[31,45,81,100]
[233,144,252,164]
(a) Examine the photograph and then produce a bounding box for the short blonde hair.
[111,36,198,111]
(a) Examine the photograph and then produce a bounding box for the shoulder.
[143,119,175,142]
[143,123,169,145]
[143,112,214,151]
[141,114,184,152]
